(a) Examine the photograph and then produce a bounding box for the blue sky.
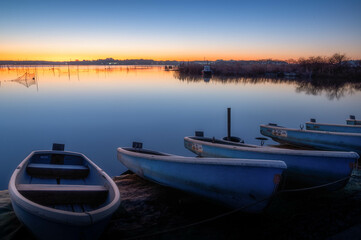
[1,0,360,60]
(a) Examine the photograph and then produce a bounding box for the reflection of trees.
[174,72,361,100]
[174,72,299,85]
[295,81,361,100]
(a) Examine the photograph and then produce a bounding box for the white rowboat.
[117,146,286,213]
[9,146,120,240]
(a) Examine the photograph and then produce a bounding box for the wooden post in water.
[227,108,231,140]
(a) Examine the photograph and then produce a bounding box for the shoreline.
[1,169,361,239]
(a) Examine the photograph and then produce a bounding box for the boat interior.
[16,152,111,212]
[189,136,258,148]
[123,147,170,156]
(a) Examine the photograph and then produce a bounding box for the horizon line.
[1,55,360,63]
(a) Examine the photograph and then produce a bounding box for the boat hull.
[117,147,286,213]
[184,137,358,189]
[10,201,111,240]
[260,124,361,154]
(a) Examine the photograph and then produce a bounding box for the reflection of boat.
[202,65,213,77]
[306,118,361,133]
[203,77,210,83]
[9,144,120,240]
[117,145,286,212]
[260,124,361,154]
[184,136,358,189]
[347,115,361,125]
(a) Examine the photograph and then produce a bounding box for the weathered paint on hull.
[184,137,358,189]
[260,124,361,155]
[117,147,286,213]
[306,122,361,134]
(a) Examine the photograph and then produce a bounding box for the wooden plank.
[27,163,88,170]
[17,184,108,205]
[18,184,106,191]
[26,163,89,179]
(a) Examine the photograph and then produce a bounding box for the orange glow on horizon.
[2,44,358,62]
[1,49,360,62]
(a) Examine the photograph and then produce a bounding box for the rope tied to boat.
[278,176,351,193]
[122,174,358,240]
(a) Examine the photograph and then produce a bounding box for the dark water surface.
[0,66,360,190]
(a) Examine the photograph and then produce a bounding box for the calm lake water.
[0,65,360,190]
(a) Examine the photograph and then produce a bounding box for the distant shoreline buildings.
[0,58,292,66]
[0,58,179,66]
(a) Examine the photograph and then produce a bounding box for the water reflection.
[174,72,361,100]
[295,80,361,100]
[0,65,360,190]
[2,66,360,101]
[0,65,165,88]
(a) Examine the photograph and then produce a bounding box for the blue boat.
[306,118,361,134]
[9,144,120,240]
[260,124,361,154]
[184,136,359,189]
[117,146,286,213]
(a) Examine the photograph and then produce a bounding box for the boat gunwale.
[260,124,361,137]
[306,122,361,129]
[184,136,360,159]
[117,147,287,169]
[9,150,120,226]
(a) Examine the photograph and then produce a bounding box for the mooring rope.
[123,174,357,240]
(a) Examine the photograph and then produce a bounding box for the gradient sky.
[1,0,360,61]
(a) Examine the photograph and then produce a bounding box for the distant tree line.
[1,54,360,80]
[178,54,361,80]
[296,53,360,78]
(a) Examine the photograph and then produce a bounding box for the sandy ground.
[1,169,361,240]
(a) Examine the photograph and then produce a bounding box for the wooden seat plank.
[26,163,89,179]
[17,184,108,206]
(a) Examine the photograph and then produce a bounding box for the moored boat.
[184,135,359,189]
[202,65,213,77]
[117,144,286,213]
[260,124,361,155]
[8,144,120,240]
[306,118,361,133]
